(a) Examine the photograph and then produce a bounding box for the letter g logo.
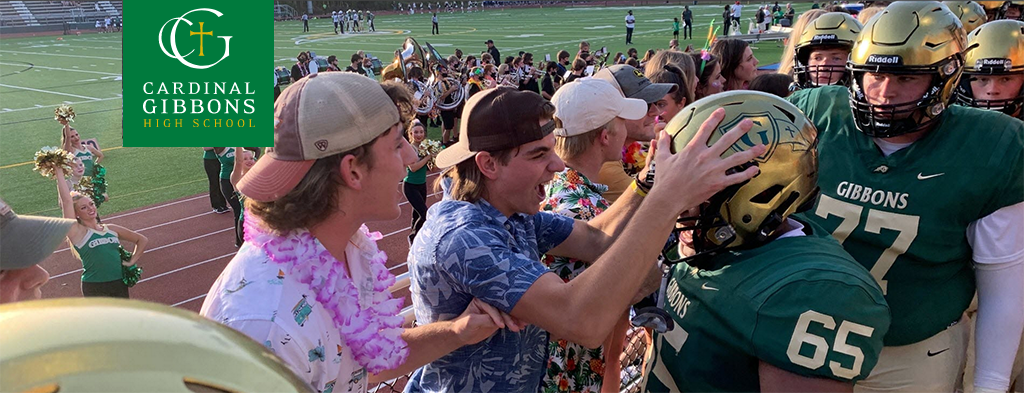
[159,8,232,69]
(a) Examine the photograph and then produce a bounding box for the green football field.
[273,3,810,73]
[0,3,810,217]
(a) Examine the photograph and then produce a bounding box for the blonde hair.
[645,50,696,101]
[553,119,612,161]
[778,9,827,76]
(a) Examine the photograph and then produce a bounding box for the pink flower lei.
[242,210,409,374]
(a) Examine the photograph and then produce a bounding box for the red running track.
[39,171,443,313]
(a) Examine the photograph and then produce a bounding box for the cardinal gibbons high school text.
[141,81,256,128]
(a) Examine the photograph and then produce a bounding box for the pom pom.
[33,146,75,179]
[418,139,445,170]
[119,246,142,287]
[54,104,76,126]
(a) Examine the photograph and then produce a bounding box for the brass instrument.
[381,37,436,115]
[425,41,466,111]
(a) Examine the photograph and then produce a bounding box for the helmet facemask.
[956,76,1024,118]
[848,55,963,138]
[794,45,854,89]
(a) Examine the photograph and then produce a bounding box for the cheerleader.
[54,165,147,298]
[61,125,103,179]
[403,120,433,245]
[214,147,243,247]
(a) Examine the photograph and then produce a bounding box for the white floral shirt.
[201,229,382,393]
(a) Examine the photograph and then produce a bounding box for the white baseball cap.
[552,78,648,137]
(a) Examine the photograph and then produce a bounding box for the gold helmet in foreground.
[0,298,314,392]
[848,1,967,138]
[665,90,819,264]
[944,1,989,32]
[955,19,1024,118]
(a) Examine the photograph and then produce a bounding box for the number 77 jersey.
[790,85,1024,346]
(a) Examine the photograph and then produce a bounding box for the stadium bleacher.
[0,0,120,27]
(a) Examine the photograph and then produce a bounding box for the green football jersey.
[643,220,890,392]
[789,85,1024,345]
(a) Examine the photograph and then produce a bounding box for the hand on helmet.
[648,108,765,215]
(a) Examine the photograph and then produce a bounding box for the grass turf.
[1,4,810,216]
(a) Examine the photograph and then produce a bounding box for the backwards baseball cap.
[237,72,400,202]
[435,87,555,168]
[0,198,75,271]
[595,64,678,103]
[552,78,648,137]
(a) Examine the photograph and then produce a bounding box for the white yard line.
[0,61,120,76]
[0,50,121,60]
[0,83,99,100]
[0,96,121,113]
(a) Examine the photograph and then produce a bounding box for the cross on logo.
[189,22,212,57]
[159,8,233,69]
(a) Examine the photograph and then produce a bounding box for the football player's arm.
[753,278,890,387]
[758,361,852,392]
[968,202,1024,392]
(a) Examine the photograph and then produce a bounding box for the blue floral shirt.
[407,198,575,393]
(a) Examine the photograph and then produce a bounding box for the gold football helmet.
[944,1,989,32]
[664,91,819,263]
[848,1,967,138]
[955,20,1024,118]
[0,298,314,392]
[793,12,863,89]
[978,0,1010,19]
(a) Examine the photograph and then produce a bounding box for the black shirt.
[291,63,308,81]
[467,82,483,99]
[564,73,581,83]
[487,47,501,63]
[683,9,692,21]
[345,65,366,75]
[541,73,560,96]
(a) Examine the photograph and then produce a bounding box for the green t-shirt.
[673,21,680,31]
[75,148,95,176]
[203,149,216,160]
[72,226,123,283]
[217,147,235,180]
[788,85,1024,345]
[643,220,890,392]
[405,164,427,185]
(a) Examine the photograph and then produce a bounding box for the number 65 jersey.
[789,85,1024,346]
[643,219,890,392]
